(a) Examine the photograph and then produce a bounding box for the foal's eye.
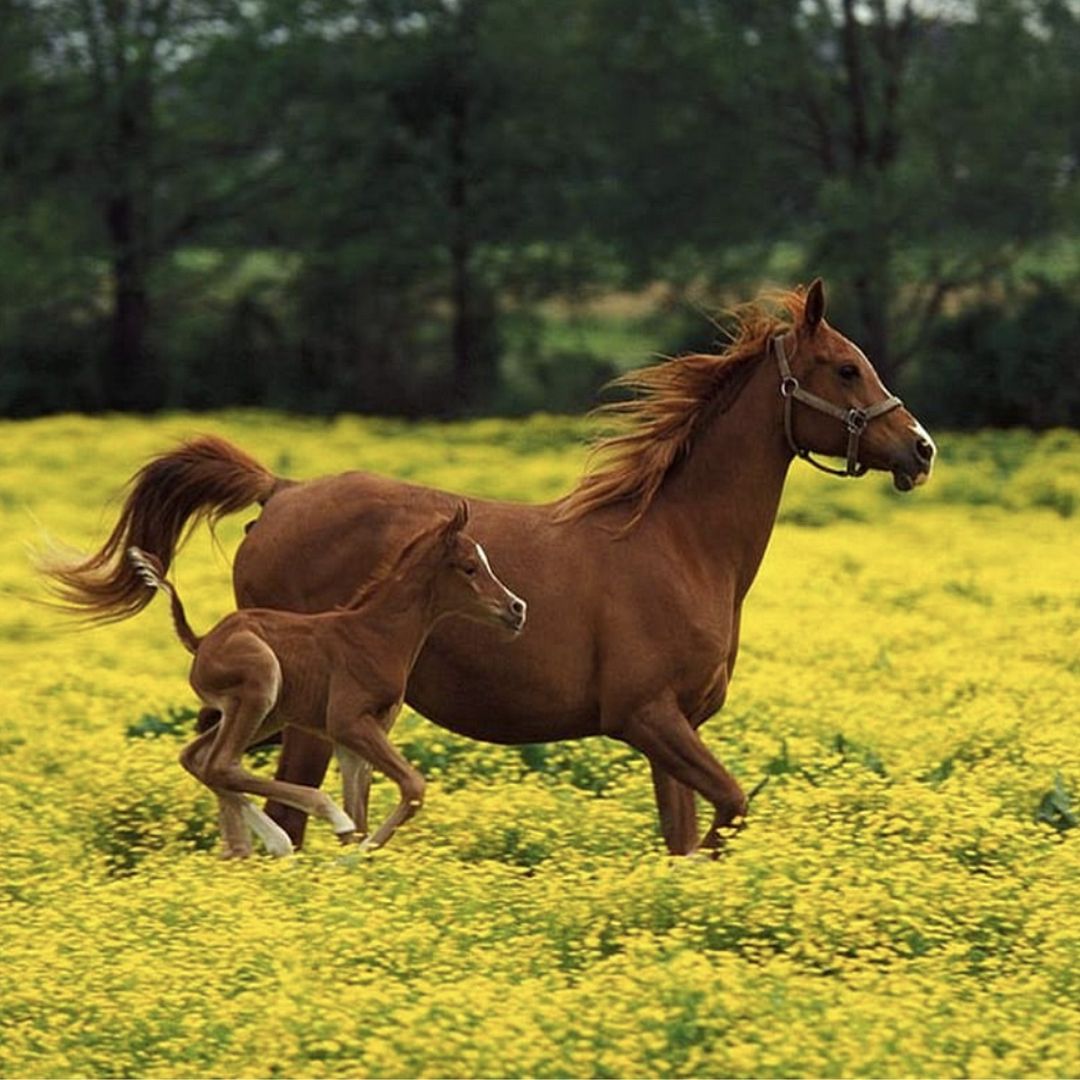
[462,564,478,577]
[838,363,860,382]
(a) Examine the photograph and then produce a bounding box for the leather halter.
[773,333,903,478]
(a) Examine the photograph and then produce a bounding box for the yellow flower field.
[1,413,1078,1078]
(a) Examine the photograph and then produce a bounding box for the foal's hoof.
[263,836,294,858]
[336,829,363,846]
[220,847,253,861]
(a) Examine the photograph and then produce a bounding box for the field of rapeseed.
[1,412,1079,1078]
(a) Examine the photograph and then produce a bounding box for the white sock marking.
[239,801,294,857]
[326,802,357,835]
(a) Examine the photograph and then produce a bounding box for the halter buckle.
[845,409,868,434]
[780,376,799,399]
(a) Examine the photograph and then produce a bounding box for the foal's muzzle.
[500,596,527,634]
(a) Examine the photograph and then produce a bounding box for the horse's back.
[233,470,609,741]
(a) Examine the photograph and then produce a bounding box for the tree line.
[2,0,1078,425]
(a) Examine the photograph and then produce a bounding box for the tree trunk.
[852,268,893,382]
[105,189,152,410]
[95,0,158,411]
[445,4,497,415]
[448,83,474,409]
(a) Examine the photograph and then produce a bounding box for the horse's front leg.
[649,763,700,855]
[615,698,747,855]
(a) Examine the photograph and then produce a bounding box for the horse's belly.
[405,648,603,745]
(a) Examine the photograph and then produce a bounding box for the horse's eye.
[462,564,477,577]
[838,363,860,381]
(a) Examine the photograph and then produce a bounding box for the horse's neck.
[654,352,793,600]
[337,584,437,669]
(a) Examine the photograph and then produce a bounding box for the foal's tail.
[127,547,201,655]
[38,436,286,624]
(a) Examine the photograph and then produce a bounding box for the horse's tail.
[127,547,202,655]
[39,435,286,624]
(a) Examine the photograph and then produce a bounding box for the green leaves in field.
[1036,774,1078,834]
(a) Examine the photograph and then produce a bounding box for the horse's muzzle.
[891,433,936,492]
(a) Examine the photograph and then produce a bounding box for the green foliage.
[906,281,1080,429]
[125,705,198,741]
[1036,775,1078,834]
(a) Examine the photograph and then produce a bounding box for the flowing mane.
[556,288,808,528]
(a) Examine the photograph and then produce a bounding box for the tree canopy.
[3,0,1078,425]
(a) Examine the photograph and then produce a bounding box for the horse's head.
[432,501,527,634]
[777,279,935,491]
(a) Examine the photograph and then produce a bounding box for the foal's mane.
[342,515,451,611]
[556,289,806,529]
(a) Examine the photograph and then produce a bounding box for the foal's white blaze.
[475,542,526,616]
[239,800,294,857]
[475,541,495,577]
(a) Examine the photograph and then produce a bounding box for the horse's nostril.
[915,438,934,464]
[510,599,525,616]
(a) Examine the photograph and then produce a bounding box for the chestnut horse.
[44,281,935,855]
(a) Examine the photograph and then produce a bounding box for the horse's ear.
[804,278,826,331]
[441,500,470,545]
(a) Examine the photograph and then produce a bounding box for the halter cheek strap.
[773,334,903,478]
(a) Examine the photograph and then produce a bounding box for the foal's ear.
[804,278,826,331]
[441,500,470,545]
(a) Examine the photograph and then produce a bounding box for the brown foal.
[128,503,526,857]
[46,280,935,856]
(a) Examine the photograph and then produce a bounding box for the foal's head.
[420,502,527,634]
[779,279,936,490]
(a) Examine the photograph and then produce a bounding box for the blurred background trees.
[2,0,1077,425]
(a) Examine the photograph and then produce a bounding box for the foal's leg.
[202,715,357,843]
[336,746,372,838]
[329,713,425,852]
[216,793,253,858]
[618,701,747,853]
[336,709,397,838]
[179,726,290,858]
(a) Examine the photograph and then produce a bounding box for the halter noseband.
[773,334,903,478]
